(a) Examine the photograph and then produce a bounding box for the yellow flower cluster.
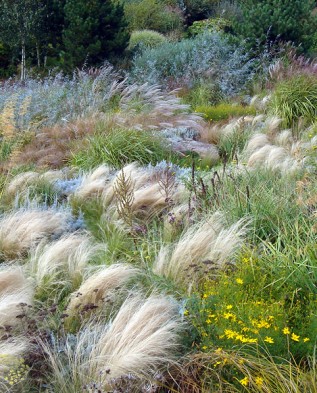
[0,356,29,387]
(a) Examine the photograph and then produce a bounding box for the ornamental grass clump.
[29,233,103,300]
[128,30,167,52]
[66,264,139,321]
[44,294,181,392]
[0,209,70,260]
[269,75,317,130]
[153,212,249,289]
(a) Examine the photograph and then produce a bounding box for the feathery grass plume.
[29,233,103,299]
[90,295,181,387]
[244,133,270,156]
[0,290,33,327]
[5,172,40,199]
[132,183,166,219]
[0,266,30,295]
[153,213,248,288]
[115,82,203,131]
[73,164,112,201]
[103,163,151,208]
[263,116,283,134]
[0,209,70,260]
[66,264,138,318]
[245,131,306,174]
[43,294,181,392]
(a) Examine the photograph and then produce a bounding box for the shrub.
[124,0,183,33]
[196,103,256,122]
[269,75,317,128]
[128,29,167,52]
[188,17,232,36]
[131,31,254,96]
[234,0,317,52]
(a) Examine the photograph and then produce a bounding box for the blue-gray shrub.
[131,32,254,97]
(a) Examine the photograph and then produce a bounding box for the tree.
[0,0,46,80]
[63,0,129,68]
[234,0,317,52]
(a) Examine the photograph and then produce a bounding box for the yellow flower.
[223,312,235,319]
[282,327,290,335]
[255,376,264,387]
[239,376,249,386]
[203,293,208,299]
[303,337,310,342]
[202,345,207,350]
[224,329,237,339]
[257,320,271,329]
[183,309,189,316]
[226,304,233,310]
[291,333,300,342]
[206,319,212,324]
[264,336,274,344]
[236,278,244,285]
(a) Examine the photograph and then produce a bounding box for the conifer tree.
[235,0,317,52]
[63,0,129,68]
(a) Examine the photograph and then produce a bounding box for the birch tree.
[0,0,45,80]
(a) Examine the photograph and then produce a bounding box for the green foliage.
[185,252,316,361]
[269,75,317,129]
[196,103,256,122]
[234,0,317,52]
[188,17,232,36]
[124,0,184,33]
[70,128,175,169]
[128,29,167,52]
[63,0,129,68]
[182,82,223,107]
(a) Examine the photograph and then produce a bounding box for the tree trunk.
[21,41,26,81]
[36,43,41,68]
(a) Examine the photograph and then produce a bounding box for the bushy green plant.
[128,29,167,52]
[188,17,232,36]
[124,0,183,33]
[269,75,317,129]
[70,128,175,169]
[196,103,256,122]
[132,31,254,95]
[234,0,317,52]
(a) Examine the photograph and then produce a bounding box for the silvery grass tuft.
[43,294,182,392]
[5,170,63,200]
[0,209,71,260]
[28,233,104,298]
[0,266,33,327]
[73,164,113,201]
[66,263,139,318]
[153,212,249,290]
